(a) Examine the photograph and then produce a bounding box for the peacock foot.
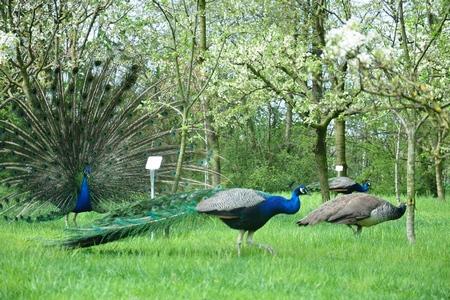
[258,243,275,256]
[248,241,276,256]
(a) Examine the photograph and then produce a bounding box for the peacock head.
[294,184,308,196]
[393,202,407,219]
[398,202,407,211]
[361,180,370,191]
[83,165,92,176]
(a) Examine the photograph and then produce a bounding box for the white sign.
[335,165,344,172]
[146,156,163,170]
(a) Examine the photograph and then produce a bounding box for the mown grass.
[0,193,449,300]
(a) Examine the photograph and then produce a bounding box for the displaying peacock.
[66,165,92,227]
[307,176,370,194]
[297,193,406,235]
[0,60,204,225]
[59,185,308,255]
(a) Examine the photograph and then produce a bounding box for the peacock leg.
[73,213,78,227]
[347,224,356,233]
[236,230,245,256]
[164,225,170,237]
[348,225,362,236]
[246,231,275,255]
[64,214,69,228]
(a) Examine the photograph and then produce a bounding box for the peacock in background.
[307,176,370,194]
[297,193,406,235]
[59,184,308,255]
[0,59,205,225]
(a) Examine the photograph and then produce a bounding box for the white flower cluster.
[324,18,367,62]
[0,31,17,65]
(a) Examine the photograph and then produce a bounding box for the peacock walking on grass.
[196,184,308,255]
[307,176,370,194]
[58,185,308,255]
[297,193,406,235]
[0,60,204,225]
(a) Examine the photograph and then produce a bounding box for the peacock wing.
[196,188,266,213]
[327,193,383,224]
[297,195,352,225]
[328,177,356,189]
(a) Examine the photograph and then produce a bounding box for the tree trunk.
[315,126,330,202]
[208,126,221,186]
[267,103,273,165]
[334,59,348,177]
[201,103,222,186]
[435,156,445,201]
[310,0,329,202]
[284,101,293,153]
[395,125,401,203]
[406,128,416,243]
[247,118,258,151]
[335,119,347,177]
[199,0,221,185]
[172,113,188,193]
[198,0,206,56]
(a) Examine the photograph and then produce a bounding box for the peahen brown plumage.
[297,193,406,235]
[58,185,308,255]
[0,60,205,225]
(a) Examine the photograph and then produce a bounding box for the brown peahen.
[297,193,406,235]
[0,60,204,226]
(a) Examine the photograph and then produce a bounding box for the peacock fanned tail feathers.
[0,60,208,222]
[59,187,222,248]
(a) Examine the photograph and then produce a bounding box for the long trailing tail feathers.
[58,187,222,249]
[61,212,192,249]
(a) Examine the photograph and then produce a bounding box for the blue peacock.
[307,176,370,194]
[0,60,205,225]
[68,166,92,227]
[59,184,308,255]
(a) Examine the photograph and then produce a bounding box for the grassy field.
[0,193,449,300]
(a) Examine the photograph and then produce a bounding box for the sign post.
[145,156,163,199]
[335,165,344,177]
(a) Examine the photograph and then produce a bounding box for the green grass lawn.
[0,193,449,300]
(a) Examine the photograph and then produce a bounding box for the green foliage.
[0,194,448,299]
[1,0,448,200]
[220,121,317,192]
[246,165,290,192]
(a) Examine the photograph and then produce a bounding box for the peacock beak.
[300,187,310,195]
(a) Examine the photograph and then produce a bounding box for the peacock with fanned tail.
[0,60,205,226]
[58,184,308,255]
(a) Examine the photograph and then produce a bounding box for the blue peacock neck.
[258,187,303,218]
[284,190,301,214]
[272,190,301,215]
[73,172,92,213]
[355,182,369,192]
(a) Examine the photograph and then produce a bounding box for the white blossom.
[325,18,367,60]
[357,52,372,66]
[0,31,17,65]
